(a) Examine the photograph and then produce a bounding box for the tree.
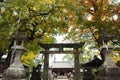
[64,0,120,62]
[0,0,70,62]
[0,0,120,79]
[0,0,78,80]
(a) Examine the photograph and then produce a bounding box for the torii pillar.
[42,48,49,80]
[39,43,84,80]
[74,48,80,80]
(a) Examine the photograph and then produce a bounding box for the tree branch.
[0,0,4,2]
[89,27,100,48]
[25,21,46,41]
[28,7,54,17]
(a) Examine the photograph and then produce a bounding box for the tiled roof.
[49,61,74,68]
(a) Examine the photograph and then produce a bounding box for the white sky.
[49,35,66,63]
[117,0,120,2]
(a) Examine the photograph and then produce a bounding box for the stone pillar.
[43,49,49,80]
[2,45,28,80]
[96,47,120,80]
[74,48,80,80]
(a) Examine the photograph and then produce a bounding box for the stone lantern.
[2,30,28,80]
[95,36,120,80]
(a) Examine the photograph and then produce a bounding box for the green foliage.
[0,0,120,66]
[64,0,120,62]
[62,54,74,61]
[0,0,70,49]
[0,0,73,67]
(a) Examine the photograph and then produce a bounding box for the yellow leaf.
[21,51,36,66]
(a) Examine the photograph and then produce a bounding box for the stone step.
[57,76,68,79]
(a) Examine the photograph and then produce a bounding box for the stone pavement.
[57,79,68,80]
[52,76,74,80]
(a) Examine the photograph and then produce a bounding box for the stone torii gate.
[39,43,85,80]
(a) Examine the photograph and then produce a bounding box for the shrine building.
[49,61,74,76]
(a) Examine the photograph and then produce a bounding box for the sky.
[117,0,120,2]
[50,35,66,62]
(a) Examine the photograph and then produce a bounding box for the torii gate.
[39,42,85,80]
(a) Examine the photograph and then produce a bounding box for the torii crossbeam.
[39,43,85,54]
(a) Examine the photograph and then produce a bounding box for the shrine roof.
[49,61,74,69]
